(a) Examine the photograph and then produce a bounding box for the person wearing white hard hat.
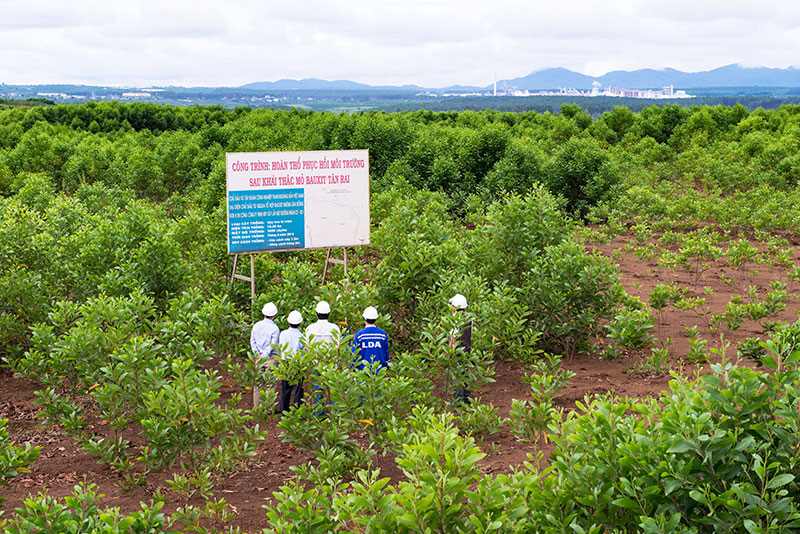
[304,300,340,346]
[304,300,340,417]
[449,294,468,310]
[352,306,390,372]
[449,294,473,405]
[250,302,280,408]
[277,310,305,413]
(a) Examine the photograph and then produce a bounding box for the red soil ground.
[3,231,799,532]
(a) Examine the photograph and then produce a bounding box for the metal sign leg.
[230,253,257,303]
[322,248,348,284]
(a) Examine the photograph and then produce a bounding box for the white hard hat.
[262,302,278,317]
[449,294,468,310]
[363,306,379,320]
[315,301,331,314]
[287,310,303,325]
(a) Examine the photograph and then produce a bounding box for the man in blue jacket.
[353,306,389,372]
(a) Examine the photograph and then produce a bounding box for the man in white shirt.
[304,300,340,346]
[250,302,279,408]
[305,300,340,416]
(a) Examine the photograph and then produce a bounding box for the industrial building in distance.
[492,82,693,99]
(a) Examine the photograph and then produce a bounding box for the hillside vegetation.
[2,101,800,532]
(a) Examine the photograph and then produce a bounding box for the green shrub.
[455,401,507,439]
[525,240,625,358]
[509,354,574,444]
[263,354,800,533]
[542,352,800,532]
[0,418,41,510]
[160,290,247,358]
[685,325,710,363]
[630,346,671,375]
[139,358,262,472]
[12,172,56,212]
[605,307,656,356]
[468,185,572,287]
[128,234,189,307]
[739,319,800,367]
[275,338,419,455]
[547,137,619,216]
[480,138,546,198]
[0,480,238,533]
[0,483,168,533]
[738,336,765,366]
[0,268,52,363]
[267,408,492,533]
[20,290,157,388]
[466,281,543,364]
[372,184,463,325]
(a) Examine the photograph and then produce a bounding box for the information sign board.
[226,150,370,254]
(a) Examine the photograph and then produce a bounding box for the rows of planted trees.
[2,101,800,532]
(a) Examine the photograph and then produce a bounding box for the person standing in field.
[277,310,305,413]
[449,293,473,405]
[250,302,280,408]
[305,300,340,346]
[305,300,340,415]
[352,306,390,372]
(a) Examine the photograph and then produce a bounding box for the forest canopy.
[4,101,800,532]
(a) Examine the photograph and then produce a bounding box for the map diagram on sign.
[226,150,370,254]
[303,188,367,249]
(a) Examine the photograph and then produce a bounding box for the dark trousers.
[454,359,471,405]
[279,380,304,413]
[454,387,471,405]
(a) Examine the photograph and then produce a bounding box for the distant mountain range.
[4,64,800,104]
[501,64,800,90]
[239,64,800,92]
[240,79,424,91]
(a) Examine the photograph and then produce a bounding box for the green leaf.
[762,354,777,370]
[701,374,724,388]
[725,499,743,511]
[117,517,135,529]
[784,351,800,365]
[689,490,709,506]
[664,479,681,496]
[462,452,487,466]
[735,436,755,451]
[612,497,638,509]
[766,474,794,489]
[350,495,370,509]
[667,441,693,454]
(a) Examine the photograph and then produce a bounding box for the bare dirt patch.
[3,230,799,531]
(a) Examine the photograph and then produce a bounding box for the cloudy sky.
[1,0,798,88]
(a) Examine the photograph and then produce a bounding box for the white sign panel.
[226,150,370,254]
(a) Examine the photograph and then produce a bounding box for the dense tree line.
[0,100,244,135]
[4,101,800,532]
[2,101,800,215]
[384,95,800,114]
[0,98,55,107]
[3,99,800,360]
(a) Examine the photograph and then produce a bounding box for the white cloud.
[0,0,108,29]
[0,0,798,87]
